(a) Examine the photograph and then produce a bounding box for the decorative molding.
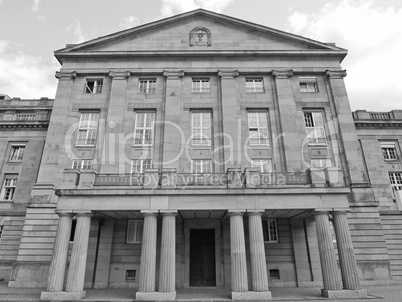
[55,71,76,80]
[240,103,270,109]
[217,70,239,78]
[127,103,163,110]
[163,70,185,79]
[72,104,107,112]
[189,27,212,47]
[325,69,347,79]
[183,103,218,110]
[108,71,130,80]
[354,121,402,129]
[272,70,293,79]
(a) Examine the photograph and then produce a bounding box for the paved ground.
[0,284,401,301]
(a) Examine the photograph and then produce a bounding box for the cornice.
[55,71,76,80]
[163,70,185,78]
[354,121,402,128]
[272,69,293,78]
[0,122,49,129]
[326,69,347,78]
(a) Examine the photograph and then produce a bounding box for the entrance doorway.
[190,229,216,286]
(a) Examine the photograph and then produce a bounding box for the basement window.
[126,270,136,281]
[269,269,280,279]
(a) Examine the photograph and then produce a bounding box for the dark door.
[190,229,216,286]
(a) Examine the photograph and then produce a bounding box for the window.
[381,143,398,160]
[251,159,272,172]
[247,112,269,146]
[1,175,17,201]
[138,79,156,94]
[16,114,35,121]
[191,159,212,174]
[72,160,93,170]
[9,145,25,162]
[76,112,99,146]
[304,112,327,144]
[389,172,402,192]
[192,112,211,145]
[269,269,280,279]
[85,79,103,94]
[127,220,143,243]
[310,159,332,168]
[126,270,136,281]
[134,112,155,145]
[192,79,210,93]
[131,159,152,173]
[299,77,318,93]
[262,219,278,242]
[246,78,264,93]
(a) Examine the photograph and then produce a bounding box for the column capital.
[163,70,184,78]
[55,71,76,80]
[272,69,293,78]
[140,210,159,217]
[160,211,177,217]
[56,211,75,218]
[217,70,239,78]
[228,211,245,217]
[331,210,350,216]
[108,71,130,79]
[246,210,264,217]
[325,69,347,79]
[74,211,93,218]
[313,210,330,217]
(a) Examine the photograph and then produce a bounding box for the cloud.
[36,15,46,21]
[287,0,402,111]
[32,0,41,11]
[0,40,58,99]
[160,0,235,17]
[119,15,140,30]
[66,19,86,43]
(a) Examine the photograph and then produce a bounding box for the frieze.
[189,27,212,47]
[272,70,293,79]
[325,70,347,79]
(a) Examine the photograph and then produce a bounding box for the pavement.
[0,284,401,302]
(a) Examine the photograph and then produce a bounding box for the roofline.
[55,8,346,56]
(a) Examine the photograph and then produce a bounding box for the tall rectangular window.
[304,112,327,144]
[127,220,144,243]
[85,79,103,94]
[381,143,398,160]
[134,112,155,146]
[191,160,212,174]
[299,77,318,92]
[251,159,272,172]
[9,145,25,162]
[0,175,17,201]
[192,79,210,93]
[138,79,156,94]
[192,112,211,146]
[389,172,402,192]
[76,112,99,146]
[72,160,93,170]
[262,219,278,242]
[246,78,264,93]
[131,159,152,173]
[248,112,269,146]
[311,159,332,168]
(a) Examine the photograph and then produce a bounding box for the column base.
[135,291,176,301]
[231,291,272,300]
[321,289,367,299]
[40,290,86,301]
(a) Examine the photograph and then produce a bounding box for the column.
[65,212,92,298]
[247,212,271,299]
[136,212,158,295]
[162,71,184,169]
[44,212,74,292]
[314,211,341,294]
[272,70,301,172]
[229,212,248,297]
[331,211,361,290]
[158,212,177,300]
[218,70,240,170]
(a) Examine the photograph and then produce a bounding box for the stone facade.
[0,9,401,301]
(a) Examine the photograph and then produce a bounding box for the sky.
[0,0,401,111]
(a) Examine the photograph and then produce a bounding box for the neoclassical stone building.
[1,8,401,301]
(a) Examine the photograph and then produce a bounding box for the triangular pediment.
[55,9,345,58]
